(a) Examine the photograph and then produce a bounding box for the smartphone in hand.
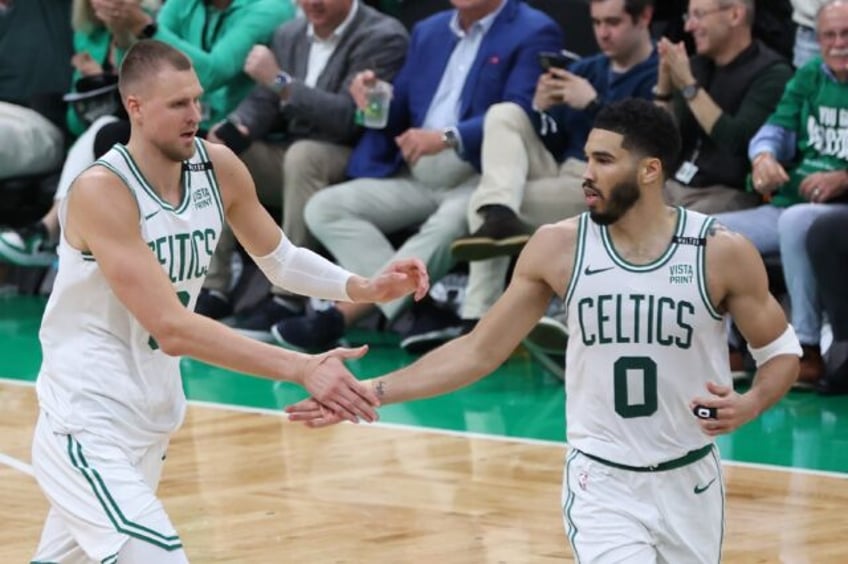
[538,49,582,71]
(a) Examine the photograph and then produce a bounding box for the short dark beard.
[589,177,641,226]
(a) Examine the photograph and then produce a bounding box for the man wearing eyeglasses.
[653,0,793,215]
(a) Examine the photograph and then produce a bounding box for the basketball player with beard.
[287,98,801,562]
[30,40,429,563]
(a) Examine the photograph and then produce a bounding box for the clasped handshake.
[286,256,428,429]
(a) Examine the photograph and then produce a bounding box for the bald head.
[118,39,193,100]
[819,0,848,19]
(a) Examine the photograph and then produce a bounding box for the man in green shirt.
[0,0,295,267]
[716,0,848,387]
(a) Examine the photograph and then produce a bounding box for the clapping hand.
[91,0,148,35]
[243,45,281,87]
[658,38,696,90]
[72,52,103,77]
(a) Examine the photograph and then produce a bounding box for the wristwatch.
[442,128,459,150]
[269,71,292,96]
[681,82,700,101]
[651,85,672,102]
[585,97,601,113]
[137,21,158,39]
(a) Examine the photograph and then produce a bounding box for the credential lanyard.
[201,2,229,52]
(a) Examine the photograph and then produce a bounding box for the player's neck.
[606,200,679,265]
[608,193,676,245]
[125,138,184,206]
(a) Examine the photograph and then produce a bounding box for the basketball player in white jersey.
[30,40,430,564]
[287,99,802,562]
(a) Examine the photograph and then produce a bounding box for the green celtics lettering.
[147,228,217,283]
[577,293,695,349]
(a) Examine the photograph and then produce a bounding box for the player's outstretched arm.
[690,225,800,436]
[287,220,581,427]
[63,167,379,423]
[206,141,429,305]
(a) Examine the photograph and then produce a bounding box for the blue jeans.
[716,203,848,345]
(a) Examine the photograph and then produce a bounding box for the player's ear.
[639,157,662,185]
[124,94,142,122]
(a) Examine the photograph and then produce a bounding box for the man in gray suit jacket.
[200,0,409,331]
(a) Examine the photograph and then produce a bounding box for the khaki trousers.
[461,102,588,319]
[305,150,477,321]
[0,101,63,180]
[663,179,761,215]
[205,139,351,294]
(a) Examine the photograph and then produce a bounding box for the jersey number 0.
[613,356,658,418]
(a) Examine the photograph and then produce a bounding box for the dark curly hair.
[593,98,681,180]
[591,0,655,22]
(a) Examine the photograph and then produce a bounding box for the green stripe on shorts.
[66,437,183,551]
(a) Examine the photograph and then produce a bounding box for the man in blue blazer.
[271,0,564,350]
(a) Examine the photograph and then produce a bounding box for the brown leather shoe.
[795,345,824,389]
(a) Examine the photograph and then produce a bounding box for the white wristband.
[748,324,802,368]
[249,230,352,302]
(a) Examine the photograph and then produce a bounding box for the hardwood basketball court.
[1,295,847,562]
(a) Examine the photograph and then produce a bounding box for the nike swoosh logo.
[143,210,160,221]
[694,477,717,494]
[584,266,615,276]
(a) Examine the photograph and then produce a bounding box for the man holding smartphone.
[411,0,659,353]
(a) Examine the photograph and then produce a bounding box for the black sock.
[478,204,516,222]
[272,295,305,314]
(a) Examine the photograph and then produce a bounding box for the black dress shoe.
[232,294,305,340]
[399,302,477,354]
[816,377,848,396]
[451,209,532,262]
[195,289,233,320]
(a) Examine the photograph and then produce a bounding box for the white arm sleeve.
[747,324,803,368]
[249,230,352,302]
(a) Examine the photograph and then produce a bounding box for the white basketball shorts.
[562,446,724,563]
[31,410,183,563]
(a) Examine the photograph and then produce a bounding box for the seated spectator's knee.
[303,186,345,236]
[283,139,323,180]
[776,204,806,233]
[806,212,839,257]
[777,204,822,251]
[419,200,470,242]
[484,102,530,133]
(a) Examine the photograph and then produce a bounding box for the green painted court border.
[2,295,848,475]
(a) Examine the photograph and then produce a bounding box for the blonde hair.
[118,39,193,99]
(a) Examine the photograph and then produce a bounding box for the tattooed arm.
[688,222,799,436]
[285,219,582,427]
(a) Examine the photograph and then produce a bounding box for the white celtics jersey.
[563,208,730,467]
[37,138,224,449]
